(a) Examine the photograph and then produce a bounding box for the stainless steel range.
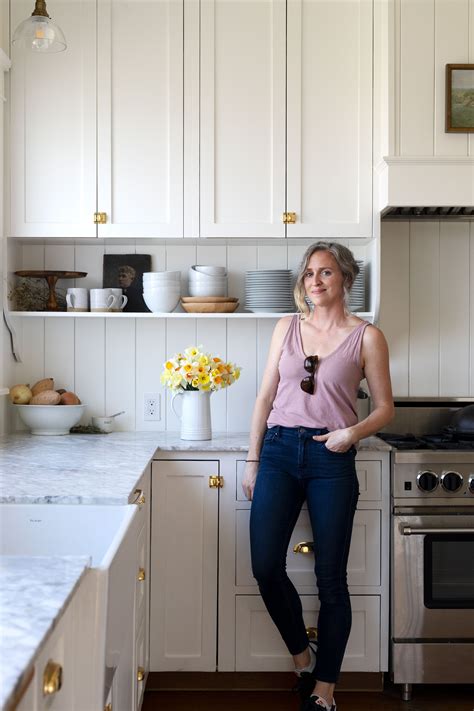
[378,399,474,701]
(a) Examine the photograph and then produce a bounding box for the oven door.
[392,510,474,640]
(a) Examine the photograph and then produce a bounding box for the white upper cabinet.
[199,0,286,238]
[10,0,184,239]
[286,0,373,239]
[199,0,373,239]
[10,0,97,238]
[97,0,183,238]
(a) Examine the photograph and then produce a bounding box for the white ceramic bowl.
[191,265,227,276]
[143,271,181,280]
[91,416,115,433]
[143,292,180,313]
[143,275,180,284]
[188,284,227,297]
[13,404,86,435]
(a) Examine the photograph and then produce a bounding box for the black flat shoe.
[292,669,317,700]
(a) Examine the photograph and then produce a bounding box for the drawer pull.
[43,660,62,696]
[306,626,318,641]
[293,541,314,554]
[104,705,112,711]
[132,488,146,505]
[137,567,146,582]
[209,475,224,488]
[137,666,145,682]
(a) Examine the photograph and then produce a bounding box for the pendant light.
[12,0,67,53]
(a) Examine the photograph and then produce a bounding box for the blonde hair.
[294,241,360,318]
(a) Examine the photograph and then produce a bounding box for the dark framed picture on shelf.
[446,63,474,132]
[103,254,151,312]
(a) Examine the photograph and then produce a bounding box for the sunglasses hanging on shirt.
[300,355,318,395]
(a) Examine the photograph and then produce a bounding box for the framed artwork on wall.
[446,64,474,132]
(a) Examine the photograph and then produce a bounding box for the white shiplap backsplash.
[5,239,370,433]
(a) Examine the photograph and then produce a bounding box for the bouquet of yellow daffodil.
[161,345,241,393]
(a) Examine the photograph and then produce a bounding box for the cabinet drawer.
[236,459,382,502]
[236,509,380,587]
[34,612,73,710]
[135,618,147,711]
[135,520,147,628]
[235,595,380,671]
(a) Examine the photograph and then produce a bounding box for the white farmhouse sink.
[0,503,140,708]
[0,503,136,566]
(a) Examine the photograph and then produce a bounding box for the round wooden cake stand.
[15,270,88,311]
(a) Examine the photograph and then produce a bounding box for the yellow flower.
[165,360,174,370]
[199,373,210,384]
[199,355,209,366]
[192,378,200,388]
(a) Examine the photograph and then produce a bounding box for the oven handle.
[402,526,474,535]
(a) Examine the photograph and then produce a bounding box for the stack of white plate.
[188,265,228,297]
[348,261,366,312]
[143,271,181,312]
[245,270,295,313]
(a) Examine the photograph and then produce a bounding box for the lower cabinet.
[235,595,380,671]
[150,452,390,674]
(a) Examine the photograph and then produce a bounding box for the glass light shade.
[12,15,67,53]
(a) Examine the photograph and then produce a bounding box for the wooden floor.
[143,679,474,711]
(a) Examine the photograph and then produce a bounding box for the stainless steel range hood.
[382,206,474,220]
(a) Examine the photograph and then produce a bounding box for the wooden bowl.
[181,296,238,303]
[181,301,239,313]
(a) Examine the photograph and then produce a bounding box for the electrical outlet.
[144,393,161,421]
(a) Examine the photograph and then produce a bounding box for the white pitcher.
[171,390,212,440]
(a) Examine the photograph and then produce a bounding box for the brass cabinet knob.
[137,666,145,682]
[93,212,107,224]
[306,626,318,640]
[293,541,314,554]
[282,211,297,224]
[104,704,112,711]
[208,475,224,488]
[43,660,63,696]
[137,567,146,582]
[132,488,146,505]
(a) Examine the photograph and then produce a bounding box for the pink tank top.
[267,315,369,431]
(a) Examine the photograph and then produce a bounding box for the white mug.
[90,288,118,312]
[66,288,89,312]
[109,288,128,312]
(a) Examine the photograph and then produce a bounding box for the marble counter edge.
[0,556,90,711]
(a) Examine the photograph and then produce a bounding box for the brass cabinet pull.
[282,211,297,224]
[209,475,224,488]
[306,626,318,640]
[104,704,112,711]
[137,666,145,682]
[93,212,107,224]
[43,660,63,696]
[132,488,146,505]
[137,567,146,582]
[293,541,314,554]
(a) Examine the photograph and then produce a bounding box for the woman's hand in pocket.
[313,428,355,453]
[242,461,259,500]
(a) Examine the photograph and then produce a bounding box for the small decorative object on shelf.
[14,271,87,311]
[103,254,151,312]
[161,345,241,440]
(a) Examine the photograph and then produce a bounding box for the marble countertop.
[0,555,90,711]
[0,432,391,505]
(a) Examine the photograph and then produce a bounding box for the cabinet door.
[286,0,373,239]
[97,0,183,238]
[34,612,74,710]
[150,459,219,671]
[235,595,380,671]
[200,0,286,238]
[10,0,97,238]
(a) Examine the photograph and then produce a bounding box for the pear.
[9,384,32,404]
[31,378,54,396]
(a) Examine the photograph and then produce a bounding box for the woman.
[242,241,393,711]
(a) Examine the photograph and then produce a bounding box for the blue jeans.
[249,425,359,684]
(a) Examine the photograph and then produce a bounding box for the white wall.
[379,219,474,397]
[0,0,10,432]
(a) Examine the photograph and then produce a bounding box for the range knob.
[468,475,474,494]
[440,471,463,493]
[416,470,438,492]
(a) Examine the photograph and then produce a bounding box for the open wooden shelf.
[9,311,375,321]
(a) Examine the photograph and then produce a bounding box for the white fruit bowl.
[143,291,180,313]
[13,404,86,435]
